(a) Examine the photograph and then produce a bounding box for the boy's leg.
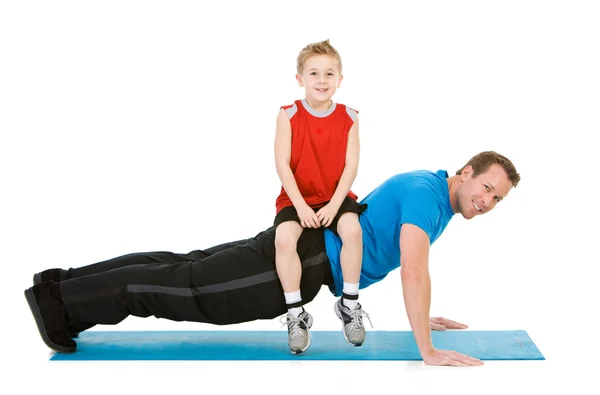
[274,208,313,354]
[329,198,371,347]
[275,221,304,315]
[337,212,362,310]
[329,196,366,303]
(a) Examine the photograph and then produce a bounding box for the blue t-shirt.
[324,170,455,296]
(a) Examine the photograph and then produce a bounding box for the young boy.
[273,39,370,354]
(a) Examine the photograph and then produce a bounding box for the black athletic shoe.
[33,268,69,285]
[32,270,87,338]
[67,322,97,338]
[24,281,76,353]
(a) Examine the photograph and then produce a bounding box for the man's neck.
[447,175,460,213]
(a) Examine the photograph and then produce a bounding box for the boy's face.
[296,55,342,105]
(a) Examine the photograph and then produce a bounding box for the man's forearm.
[401,268,433,356]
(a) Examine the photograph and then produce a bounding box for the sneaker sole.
[290,335,312,355]
[334,302,364,347]
[290,314,313,355]
[32,273,78,338]
[24,288,76,354]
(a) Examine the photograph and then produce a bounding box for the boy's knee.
[337,215,362,244]
[275,223,301,252]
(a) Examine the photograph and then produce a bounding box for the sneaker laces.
[348,307,373,331]
[279,314,310,340]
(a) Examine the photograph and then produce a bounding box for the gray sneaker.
[280,310,313,354]
[334,298,372,346]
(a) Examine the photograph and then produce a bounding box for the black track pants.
[60,227,332,327]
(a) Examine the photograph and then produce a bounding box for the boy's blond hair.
[297,39,342,75]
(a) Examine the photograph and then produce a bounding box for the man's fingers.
[431,323,446,331]
[439,356,467,367]
[425,350,484,367]
[461,353,481,362]
[433,317,468,329]
[441,318,468,328]
[460,357,483,366]
[449,351,483,366]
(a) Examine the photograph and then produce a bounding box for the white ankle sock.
[342,282,359,310]
[284,290,303,318]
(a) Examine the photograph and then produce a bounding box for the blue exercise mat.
[50,330,544,361]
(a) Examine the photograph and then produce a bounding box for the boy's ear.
[296,74,304,87]
[337,74,343,88]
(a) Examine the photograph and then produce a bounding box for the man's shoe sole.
[32,272,78,337]
[24,288,76,354]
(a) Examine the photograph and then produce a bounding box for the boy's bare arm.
[274,109,306,208]
[329,116,360,207]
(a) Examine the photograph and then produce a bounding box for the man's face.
[457,164,513,219]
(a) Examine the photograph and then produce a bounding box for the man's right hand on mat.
[422,348,484,367]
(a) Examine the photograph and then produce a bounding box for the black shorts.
[273,196,367,235]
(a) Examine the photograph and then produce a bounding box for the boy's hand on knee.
[316,203,340,227]
[297,204,321,228]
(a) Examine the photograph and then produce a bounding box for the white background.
[1,1,598,394]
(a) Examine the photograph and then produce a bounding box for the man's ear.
[461,165,473,181]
